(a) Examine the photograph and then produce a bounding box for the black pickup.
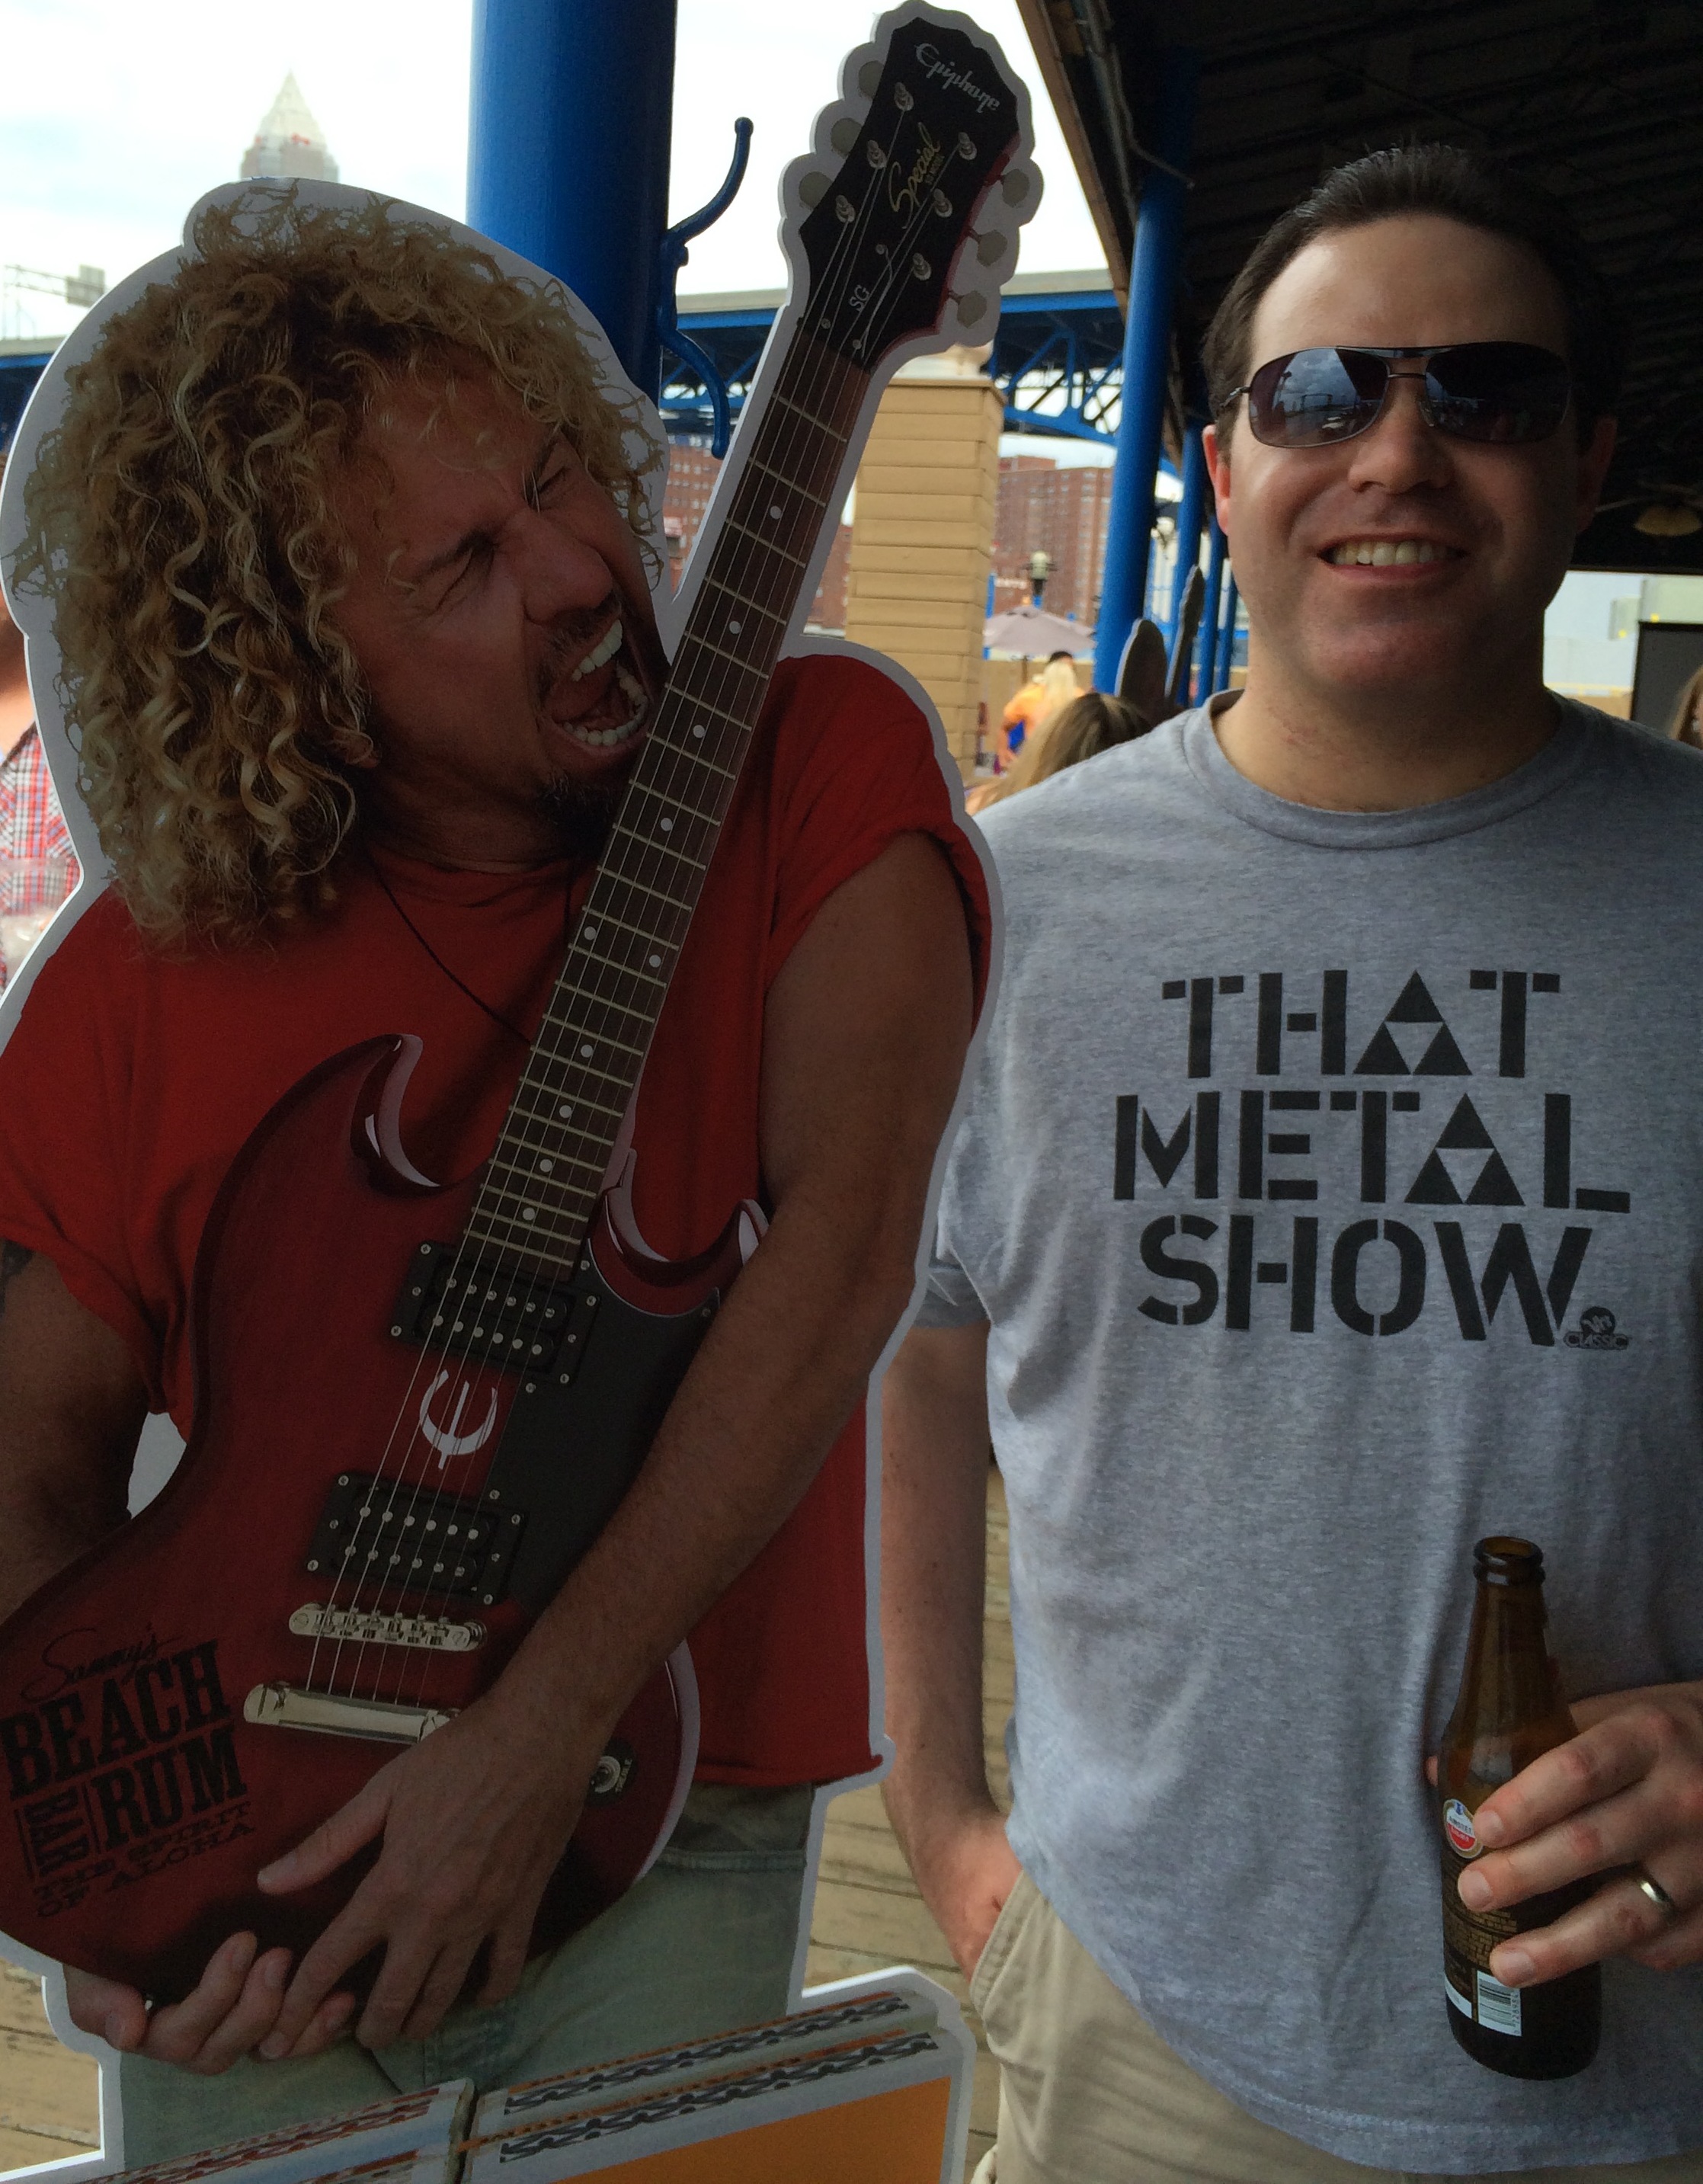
[304,1471,527,1606]
[388,1241,595,1380]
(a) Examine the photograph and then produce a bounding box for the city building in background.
[240,75,340,184]
[662,440,850,631]
[991,456,1115,624]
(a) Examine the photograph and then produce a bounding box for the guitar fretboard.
[463,333,869,1275]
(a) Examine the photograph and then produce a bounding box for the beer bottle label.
[1440,1801,1525,2035]
[1439,1798,1597,2041]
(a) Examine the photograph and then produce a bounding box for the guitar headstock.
[782,5,1041,373]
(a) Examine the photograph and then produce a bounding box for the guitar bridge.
[389,1242,595,1378]
[288,1603,486,1651]
[244,1683,455,1744]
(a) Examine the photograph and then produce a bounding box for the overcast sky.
[0,0,1103,343]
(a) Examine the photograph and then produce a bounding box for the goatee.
[537,771,626,863]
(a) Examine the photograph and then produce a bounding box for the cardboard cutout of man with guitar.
[0,10,1034,2158]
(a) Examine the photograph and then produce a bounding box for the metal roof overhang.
[1017,0,1703,573]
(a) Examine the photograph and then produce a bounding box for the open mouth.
[544,613,652,751]
[1324,537,1461,567]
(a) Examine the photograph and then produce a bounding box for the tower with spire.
[240,75,339,184]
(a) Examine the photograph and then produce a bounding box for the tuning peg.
[860,60,882,95]
[1002,169,1032,205]
[954,291,989,328]
[831,118,860,153]
[799,173,831,207]
[975,230,1009,266]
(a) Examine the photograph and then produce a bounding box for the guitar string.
[354,107,932,1697]
[309,70,1000,1712]
[378,335,869,1710]
[352,92,993,1710]
[314,315,861,1703]
[345,97,993,1711]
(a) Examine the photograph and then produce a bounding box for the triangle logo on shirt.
[1354,975,1471,1077]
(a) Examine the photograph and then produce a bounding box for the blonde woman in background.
[1666,663,1703,749]
[968,690,1153,813]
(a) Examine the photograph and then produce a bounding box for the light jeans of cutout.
[117,1782,813,2163]
[969,1868,1703,2184]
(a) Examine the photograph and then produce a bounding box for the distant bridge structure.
[664,268,1126,450]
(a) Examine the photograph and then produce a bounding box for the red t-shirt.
[0,651,988,1786]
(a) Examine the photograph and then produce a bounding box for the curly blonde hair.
[9,187,659,946]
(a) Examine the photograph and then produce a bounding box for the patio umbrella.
[983,603,1094,657]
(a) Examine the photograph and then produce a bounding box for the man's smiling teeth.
[570,618,624,679]
[566,659,650,749]
[1329,539,1448,566]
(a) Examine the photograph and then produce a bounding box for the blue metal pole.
[1216,573,1240,690]
[1092,46,1198,693]
[1196,514,1226,700]
[1167,425,1208,654]
[469,0,677,399]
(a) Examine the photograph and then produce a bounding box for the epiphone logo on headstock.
[914,40,1004,116]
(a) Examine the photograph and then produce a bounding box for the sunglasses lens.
[1423,343,1571,443]
[1248,349,1387,447]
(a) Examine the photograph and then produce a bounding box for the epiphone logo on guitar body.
[419,1369,501,1464]
[0,1638,250,1917]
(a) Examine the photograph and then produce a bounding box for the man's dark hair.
[1202,144,1625,437]
[1045,648,1074,662]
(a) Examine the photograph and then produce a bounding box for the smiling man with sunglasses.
[882,145,1703,2182]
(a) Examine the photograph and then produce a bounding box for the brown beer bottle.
[1437,1536,1600,2078]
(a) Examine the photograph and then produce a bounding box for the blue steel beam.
[1196,514,1227,702]
[1216,575,1242,690]
[469,0,677,399]
[1091,46,1198,694]
[1167,424,1208,653]
[664,274,1126,448]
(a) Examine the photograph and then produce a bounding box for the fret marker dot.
[583,926,598,942]
[558,1103,572,1118]
[768,504,781,520]
[580,1042,594,1057]
[692,724,706,738]
[522,1207,537,1222]
[661,816,673,831]
[648,953,662,968]
[728,620,742,634]
[539,1158,555,1174]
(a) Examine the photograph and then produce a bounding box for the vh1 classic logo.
[1,1638,249,1907]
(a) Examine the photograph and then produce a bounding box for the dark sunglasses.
[1229,343,1573,449]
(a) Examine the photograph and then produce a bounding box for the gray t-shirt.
[924,701,1703,2172]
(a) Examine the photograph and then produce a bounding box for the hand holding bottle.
[1451,1677,1703,1984]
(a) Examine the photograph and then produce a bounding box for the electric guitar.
[0,5,1036,2000]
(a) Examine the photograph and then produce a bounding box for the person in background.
[998,651,1079,770]
[1665,663,1703,749]
[967,691,1151,815]
[0,444,80,993]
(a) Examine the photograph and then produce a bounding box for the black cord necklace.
[362,844,532,1046]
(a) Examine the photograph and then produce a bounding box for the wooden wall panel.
[845,370,1004,775]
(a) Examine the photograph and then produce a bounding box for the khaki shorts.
[968,1868,1703,2184]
